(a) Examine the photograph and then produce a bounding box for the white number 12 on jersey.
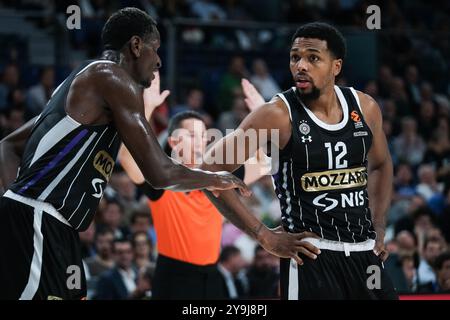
[325,141,348,169]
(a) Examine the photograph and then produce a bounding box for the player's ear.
[333,58,343,77]
[129,35,143,59]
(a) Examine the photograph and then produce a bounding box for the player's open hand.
[206,171,252,197]
[259,228,321,266]
[241,78,265,111]
[143,71,170,120]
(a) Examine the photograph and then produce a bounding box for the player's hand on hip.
[259,228,321,266]
[373,238,389,262]
[206,171,252,197]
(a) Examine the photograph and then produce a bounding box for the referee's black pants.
[152,254,227,300]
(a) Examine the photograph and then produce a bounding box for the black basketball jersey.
[9,60,121,231]
[272,85,376,243]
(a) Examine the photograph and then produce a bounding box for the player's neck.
[305,85,339,117]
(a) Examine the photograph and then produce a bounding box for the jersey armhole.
[349,87,364,116]
[276,93,293,121]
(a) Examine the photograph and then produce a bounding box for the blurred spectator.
[423,120,450,182]
[132,231,155,273]
[0,64,20,111]
[363,80,380,103]
[394,162,416,201]
[0,106,25,138]
[85,227,115,277]
[392,117,426,166]
[439,188,450,243]
[420,82,437,105]
[400,254,418,293]
[25,66,54,117]
[377,65,394,99]
[217,245,247,299]
[418,251,450,293]
[98,197,130,240]
[218,56,249,112]
[134,265,154,299]
[217,95,249,133]
[129,209,152,237]
[246,245,279,299]
[171,87,204,116]
[109,168,141,220]
[396,230,417,256]
[415,164,444,202]
[79,221,96,258]
[249,59,281,101]
[190,0,227,21]
[416,237,446,285]
[404,64,421,107]
[417,100,436,141]
[390,77,411,117]
[170,87,213,127]
[380,100,400,137]
[94,238,143,300]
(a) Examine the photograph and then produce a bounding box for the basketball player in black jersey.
[200,22,398,299]
[0,8,259,300]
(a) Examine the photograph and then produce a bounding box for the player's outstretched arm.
[98,65,249,195]
[201,99,321,265]
[0,116,37,193]
[359,91,393,262]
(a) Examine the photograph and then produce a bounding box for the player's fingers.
[230,176,251,196]
[379,250,389,262]
[296,246,318,260]
[238,185,252,197]
[161,90,170,100]
[295,240,321,255]
[212,190,221,198]
[153,71,160,84]
[291,254,304,266]
[297,231,320,239]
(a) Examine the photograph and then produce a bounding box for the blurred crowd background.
[0,0,449,299]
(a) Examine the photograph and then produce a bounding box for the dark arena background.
[0,0,449,306]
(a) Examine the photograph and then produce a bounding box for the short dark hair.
[113,237,132,249]
[167,111,205,137]
[434,251,450,271]
[423,235,443,251]
[101,7,158,51]
[94,226,114,241]
[131,231,153,248]
[291,22,346,60]
[219,245,241,263]
[130,209,151,225]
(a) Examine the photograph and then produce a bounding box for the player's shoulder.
[256,96,291,122]
[354,89,382,126]
[84,61,139,94]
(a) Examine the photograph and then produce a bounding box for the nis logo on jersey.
[93,150,114,181]
[301,167,367,192]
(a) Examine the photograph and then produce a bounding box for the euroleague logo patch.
[351,110,364,129]
[351,110,361,122]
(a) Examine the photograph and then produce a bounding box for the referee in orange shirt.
[119,75,270,299]
[120,110,230,299]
